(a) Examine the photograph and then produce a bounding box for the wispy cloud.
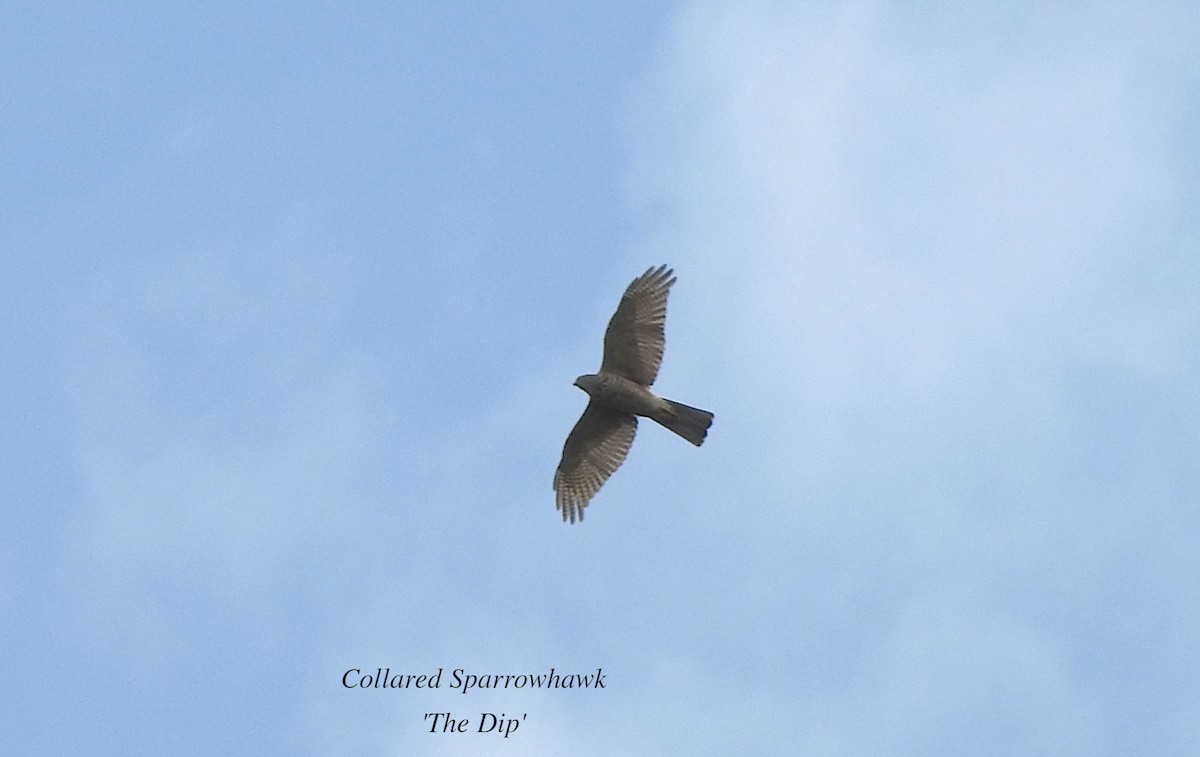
[620,1,1200,751]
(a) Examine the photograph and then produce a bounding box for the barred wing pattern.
[553,402,637,523]
[600,265,675,387]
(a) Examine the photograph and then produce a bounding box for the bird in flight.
[553,265,713,523]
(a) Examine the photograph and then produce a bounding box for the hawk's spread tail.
[656,400,713,446]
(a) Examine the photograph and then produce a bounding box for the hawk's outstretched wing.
[553,402,637,523]
[600,265,675,386]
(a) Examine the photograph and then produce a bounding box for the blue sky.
[4,2,1199,754]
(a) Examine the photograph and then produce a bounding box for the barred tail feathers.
[655,399,713,446]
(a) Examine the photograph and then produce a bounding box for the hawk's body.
[553,265,714,523]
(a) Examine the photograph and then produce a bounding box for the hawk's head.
[573,374,600,393]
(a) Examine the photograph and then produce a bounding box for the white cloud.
[620,1,1200,751]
